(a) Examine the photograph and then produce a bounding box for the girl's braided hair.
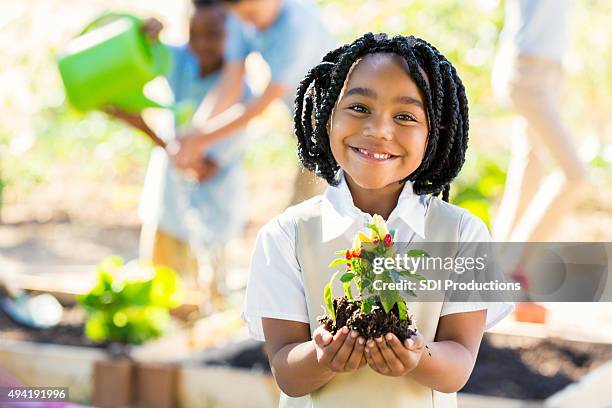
[294,33,469,202]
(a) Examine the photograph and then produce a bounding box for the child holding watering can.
[170,0,337,205]
[105,0,252,303]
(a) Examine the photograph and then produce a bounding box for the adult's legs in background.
[492,125,544,241]
[492,56,589,243]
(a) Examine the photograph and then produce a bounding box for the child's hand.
[365,332,425,377]
[313,325,366,373]
[142,18,163,41]
[185,157,219,182]
[170,128,210,171]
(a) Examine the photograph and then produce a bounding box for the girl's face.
[328,53,429,191]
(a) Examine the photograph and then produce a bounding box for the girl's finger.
[364,347,376,369]
[366,339,389,374]
[344,336,365,371]
[386,333,414,368]
[330,330,358,370]
[326,326,348,353]
[313,329,332,348]
[379,334,405,374]
[358,353,367,368]
[407,332,425,351]
[318,327,347,366]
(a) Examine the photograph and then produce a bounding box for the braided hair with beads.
[293,33,469,202]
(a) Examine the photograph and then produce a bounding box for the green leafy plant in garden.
[77,256,185,345]
[324,214,427,325]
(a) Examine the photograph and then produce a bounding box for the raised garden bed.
[181,333,612,407]
[0,305,253,408]
[460,332,612,404]
[4,302,612,407]
[0,306,184,407]
[178,339,277,408]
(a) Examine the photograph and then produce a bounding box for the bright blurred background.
[1,0,611,238]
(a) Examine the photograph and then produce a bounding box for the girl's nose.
[363,114,393,141]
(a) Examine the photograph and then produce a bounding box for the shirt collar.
[321,171,427,242]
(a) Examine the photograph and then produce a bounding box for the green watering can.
[57,13,191,122]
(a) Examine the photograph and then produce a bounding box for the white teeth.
[357,148,391,160]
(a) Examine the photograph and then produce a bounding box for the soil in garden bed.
[198,339,271,374]
[0,305,108,348]
[318,296,417,342]
[461,333,612,400]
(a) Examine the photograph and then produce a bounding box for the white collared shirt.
[242,173,513,340]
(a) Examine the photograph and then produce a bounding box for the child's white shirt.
[243,173,514,340]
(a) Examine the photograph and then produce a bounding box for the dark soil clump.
[199,339,271,373]
[318,296,416,342]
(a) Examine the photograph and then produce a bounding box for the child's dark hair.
[193,0,221,8]
[294,33,469,202]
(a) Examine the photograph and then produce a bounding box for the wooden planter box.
[0,339,178,407]
[0,307,246,406]
[177,365,279,408]
[0,339,105,403]
[93,358,134,408]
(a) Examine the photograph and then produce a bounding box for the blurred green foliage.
[452,151,508,227]
[76,256,185,345]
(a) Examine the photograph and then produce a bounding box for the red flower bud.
[383,233,393,247]
[345,249,352,260]
[373,238,380,245]
[352,249,362,258]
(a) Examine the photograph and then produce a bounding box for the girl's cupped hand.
[365,332,425,377]
[313,325,366,373]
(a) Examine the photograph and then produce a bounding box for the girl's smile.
[327,53,429,215]
[350,146,398,162]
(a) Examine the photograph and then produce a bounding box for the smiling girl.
[243,33,513,407]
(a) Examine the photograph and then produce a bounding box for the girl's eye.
[348,104,369,114]
[395,113,417,122]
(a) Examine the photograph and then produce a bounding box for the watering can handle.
[79,12,141,36]
[79,12,170,76]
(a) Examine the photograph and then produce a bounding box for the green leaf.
[324,270,341,322]
[328,258,348,268]
[361,297,374,313]
[339,272,355,283]
[380,291,396,314]
[150,265,185,308]
[406,249,429,257]
[397,300,407,321]
[84,311,109,342]
[398,270,427,281]
[343,281,353,300]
